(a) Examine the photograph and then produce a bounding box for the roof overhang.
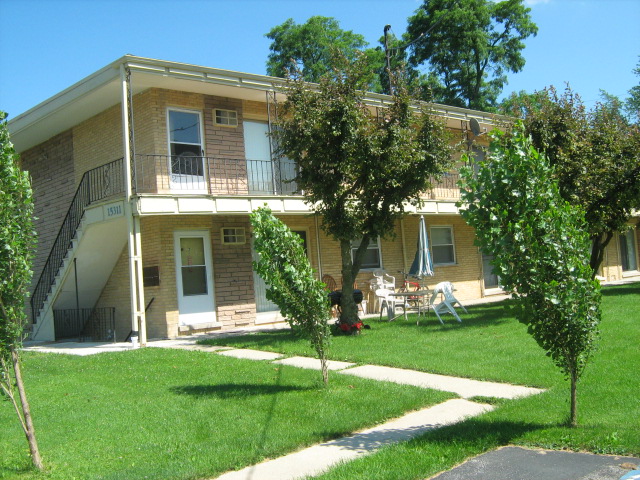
[8,55,503,153]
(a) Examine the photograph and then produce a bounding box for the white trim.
[173,230,217,326]
[166,108,206,193]
[430,225,456,266]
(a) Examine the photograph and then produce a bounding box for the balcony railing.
[132,154,299,196]
[31,159,125,323]
[427,172,462,200]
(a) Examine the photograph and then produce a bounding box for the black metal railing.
[31,159,125,323]
[427,172,462,200]
[132,154,298,196]
[53,307,116,342]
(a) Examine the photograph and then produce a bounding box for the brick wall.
[73,104,123,184]
[19,131,76,314]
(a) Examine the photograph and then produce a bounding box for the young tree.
[406,0,538,111]
[0,111,43,469]
[250,207,332,384]
[512,86,640,276]
[460,123,601,427]
[274,55,453,329]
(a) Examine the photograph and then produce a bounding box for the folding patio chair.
[429,281,468,324]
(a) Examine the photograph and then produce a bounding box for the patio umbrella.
[408,215,434,278]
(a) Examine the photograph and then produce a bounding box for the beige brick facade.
[20,130,76,318]
[17,83,640,341]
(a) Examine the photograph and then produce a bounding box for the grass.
[3,283,637,479]
[202,283,640,479]
[0,348,451,479]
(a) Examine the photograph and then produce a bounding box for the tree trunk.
[339,240,359,326]
[570,369,578,428]
[11,349,43,470]
[320,357,329,386]
[589,231,614,279]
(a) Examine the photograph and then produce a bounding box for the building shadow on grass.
[170,382,311,399]
[601,283,639,297]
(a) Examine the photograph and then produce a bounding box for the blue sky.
[1,0,638,119]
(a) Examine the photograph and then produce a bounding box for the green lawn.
[0,349,451,479]
[202,283,640,480]
[3,283,637,480]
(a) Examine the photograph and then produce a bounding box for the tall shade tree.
[625,57,640,123]
[273,56,453,329]
[265,16,382,87]
[512,86,640,276]
[460,124,601,427]
[406,0,538,111]
[0,111,43,470]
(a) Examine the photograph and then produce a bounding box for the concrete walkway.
[23,339,545,480]
[215,399,493,480]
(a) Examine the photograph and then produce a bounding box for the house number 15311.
[106,204,123,217]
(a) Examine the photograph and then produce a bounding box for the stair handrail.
[30,158,125,323]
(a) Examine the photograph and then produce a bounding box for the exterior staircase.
[30,159,127,341]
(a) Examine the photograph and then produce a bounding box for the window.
[620,228,638,272]
[214,109,238,127]
[221,227,246,245]
[430,226,455,265]
[168,109,204,178]
[351,237,381,269]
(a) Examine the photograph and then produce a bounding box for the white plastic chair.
[375,288,405,321]
[373,270,395,290]
[429,282,468,324]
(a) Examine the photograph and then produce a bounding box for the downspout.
[120,63,147,347]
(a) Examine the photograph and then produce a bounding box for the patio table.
[388,290,430,322]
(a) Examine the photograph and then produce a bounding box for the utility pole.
[384,25,393,94]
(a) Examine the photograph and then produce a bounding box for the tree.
[406,0,538,111]
[0,111,43,469]
[460,123,601,426]
[273,55,453,330]
[265,16,383,88]
[512,86,640,276]
[250,207,331,384]
[625,57,640,123]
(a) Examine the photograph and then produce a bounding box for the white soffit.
[8,55,502,154]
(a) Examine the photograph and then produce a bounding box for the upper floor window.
[167,109,205,189]
[351,237,381,270]
[430,226,455,265]
[168,109,203,157]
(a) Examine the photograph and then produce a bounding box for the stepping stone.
[216,348,283,361]
[273,356,356,371]
[340,365,544,399]
[214,399,493,480]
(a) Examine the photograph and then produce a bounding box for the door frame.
[173,230,217,326]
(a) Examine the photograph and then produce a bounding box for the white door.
[168,109,206,192]
[174,231,216,325]
[243,120,273,194]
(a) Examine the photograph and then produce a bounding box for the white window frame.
[214,108,238,127]
[430,226,456,266]
[351,237,382,270]
[166,108,206,192]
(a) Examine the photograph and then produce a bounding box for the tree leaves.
[460,123,601,425]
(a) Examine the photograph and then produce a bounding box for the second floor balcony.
[131,153,462,201]
[132,154,299,196]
